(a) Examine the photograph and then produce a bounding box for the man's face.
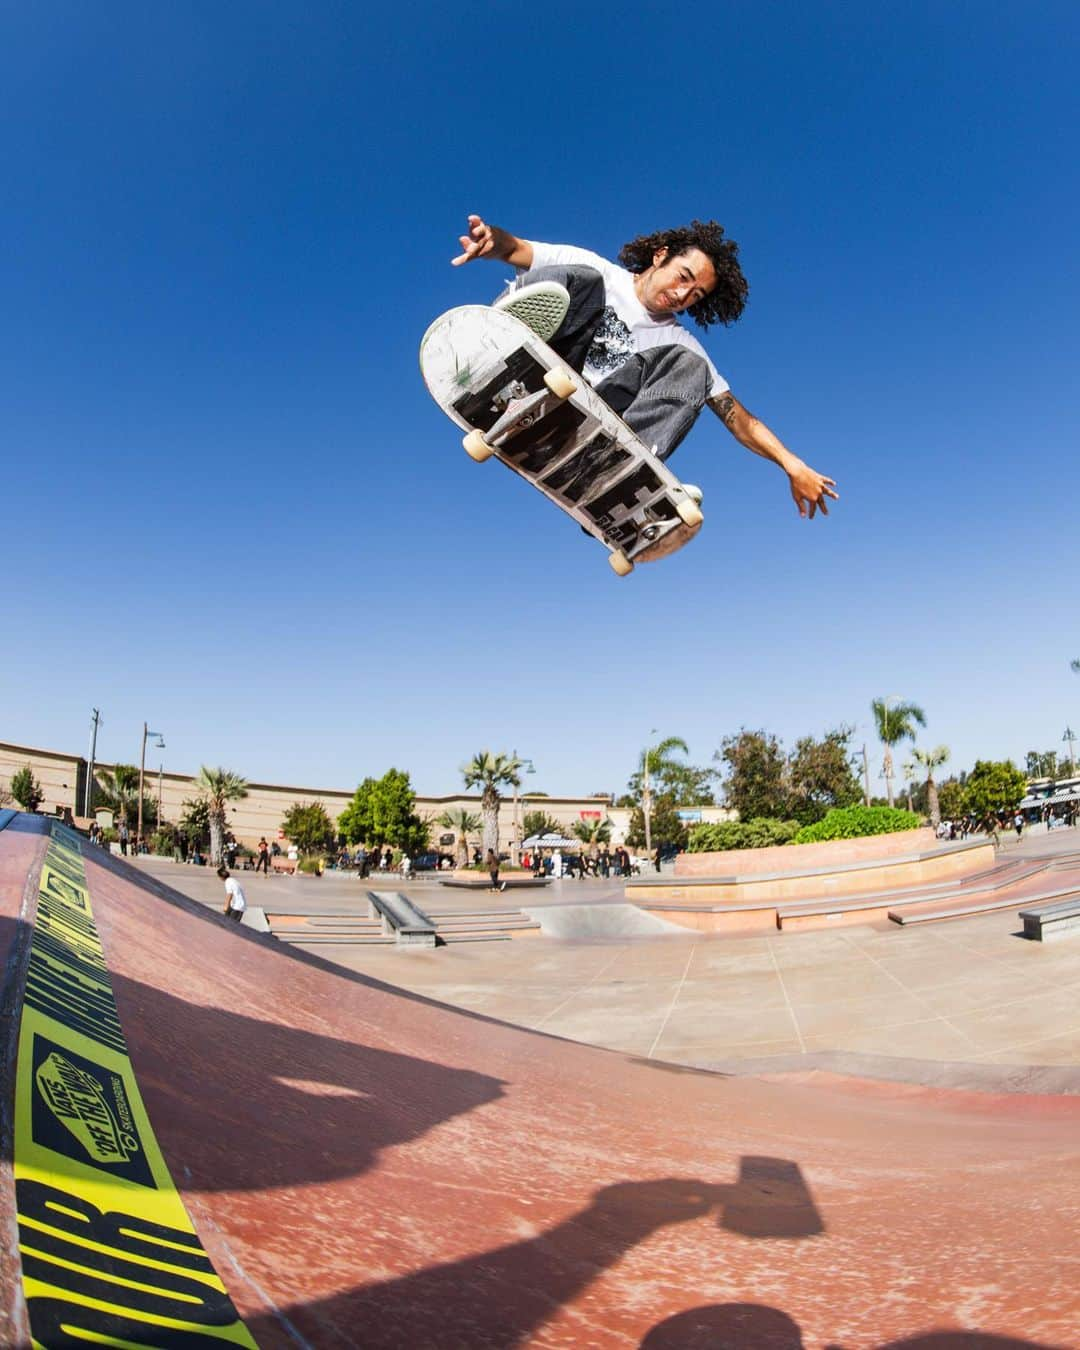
[638,246,717,315]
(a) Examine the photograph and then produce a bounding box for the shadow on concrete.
[641,1307,1069,1349]
[243,1173,822,1347]
[110,966,508,1193]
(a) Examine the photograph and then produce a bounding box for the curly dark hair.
[618,220,748,329]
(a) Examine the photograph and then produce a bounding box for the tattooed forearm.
[714,392,738,428]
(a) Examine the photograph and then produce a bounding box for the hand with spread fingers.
[787,462,839,520]
[451,214,496,266]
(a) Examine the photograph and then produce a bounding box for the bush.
[688,818,802,852]
[149,828,178,856]
[297,856,324,875]
[792,805,922,844]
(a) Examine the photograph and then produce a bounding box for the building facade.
[0,739,739,850]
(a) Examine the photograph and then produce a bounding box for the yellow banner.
[13,825,257,1347]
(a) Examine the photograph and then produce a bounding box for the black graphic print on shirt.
[586,307,635,375]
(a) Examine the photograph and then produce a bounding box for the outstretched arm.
[709,392,839,520]
[451,213,534,269]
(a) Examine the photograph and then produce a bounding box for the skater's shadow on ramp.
[243,1174,823,1348]
[105,967,508,1193]
[641,1307,1067,1349]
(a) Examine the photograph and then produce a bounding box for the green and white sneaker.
[493,281,570,344]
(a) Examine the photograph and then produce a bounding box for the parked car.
[410,852,454,871]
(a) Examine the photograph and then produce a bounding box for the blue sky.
[4,2,1079,800]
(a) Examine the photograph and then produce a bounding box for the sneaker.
[493,281,570,343]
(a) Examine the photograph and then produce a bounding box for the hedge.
[791,805,921,844]
[687,818,802,852]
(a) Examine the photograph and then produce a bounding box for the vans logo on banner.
[32,1036,156,1189]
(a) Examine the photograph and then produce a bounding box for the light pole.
[137,723,165,851]
[510,752,536,865]
[84,708,102,818]
[1064,727,1077,777]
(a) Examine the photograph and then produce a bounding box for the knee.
[648,346,710,395]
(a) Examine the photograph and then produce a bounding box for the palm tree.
[870,699,926,807]
[96,764,142,827]
[461,751,522,856]
[436,808,481,868]
[194,766,249,867]
[640,735,689,853]
[912,745,950,826]
[571,816,612,859]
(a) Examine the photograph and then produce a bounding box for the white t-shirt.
[522,241,729,399]
[224,877,247,913]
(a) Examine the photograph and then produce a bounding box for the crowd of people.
[523,846,639,878]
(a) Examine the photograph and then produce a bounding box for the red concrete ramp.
[2,815,1078,1348]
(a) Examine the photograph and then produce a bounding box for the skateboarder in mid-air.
[452,214,838,519]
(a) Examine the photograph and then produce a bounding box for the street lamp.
[511,751,536,865]
[137,723,165,852]
[1064,727,1077,777]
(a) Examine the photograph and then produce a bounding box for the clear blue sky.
[4,2,1079,799]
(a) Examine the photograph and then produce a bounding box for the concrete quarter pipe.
[1,814,1077,1348]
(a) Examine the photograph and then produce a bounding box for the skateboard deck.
[420,305,703,574]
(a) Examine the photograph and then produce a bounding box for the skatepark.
[3,808,1079,1347]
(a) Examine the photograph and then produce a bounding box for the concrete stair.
[266,907,540,946]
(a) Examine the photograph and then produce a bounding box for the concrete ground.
[130,827,1080,1088]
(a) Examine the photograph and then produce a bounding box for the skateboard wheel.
[676,498,704,528]
[462,429,496,462]
[543,368,577,400]
[608,549,634,577]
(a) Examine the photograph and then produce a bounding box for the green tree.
[338,777,376,843]
[96,764,142,827]
[717,729,788,820]
[870,699,927,807]
[436,808,481,867]
[961,760,1027,828]
[1024,750,1058,779]
[571,816,612,856]
[10,764,43,812]
[912,745,950,826]
[461,750,523,855]
[339,768,426,850]
[936,778,966,823]
[522,809,563,839]
[624,738,718,808]
[625,794,688,851]
[281,802,336,858]
[194,766,249,867]
[786,726,862,825]
[178,797,210,850]
[638,735,691,852]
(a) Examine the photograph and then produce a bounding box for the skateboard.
[420,305,703,575]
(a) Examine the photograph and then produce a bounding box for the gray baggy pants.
[503,264,711,461]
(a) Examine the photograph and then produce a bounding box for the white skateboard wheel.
[676,498,704,528]
[462,429,496,462]
[543,368,577,400]
[608,550,634,577]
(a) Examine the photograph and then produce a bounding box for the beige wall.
[0,740,619,848]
